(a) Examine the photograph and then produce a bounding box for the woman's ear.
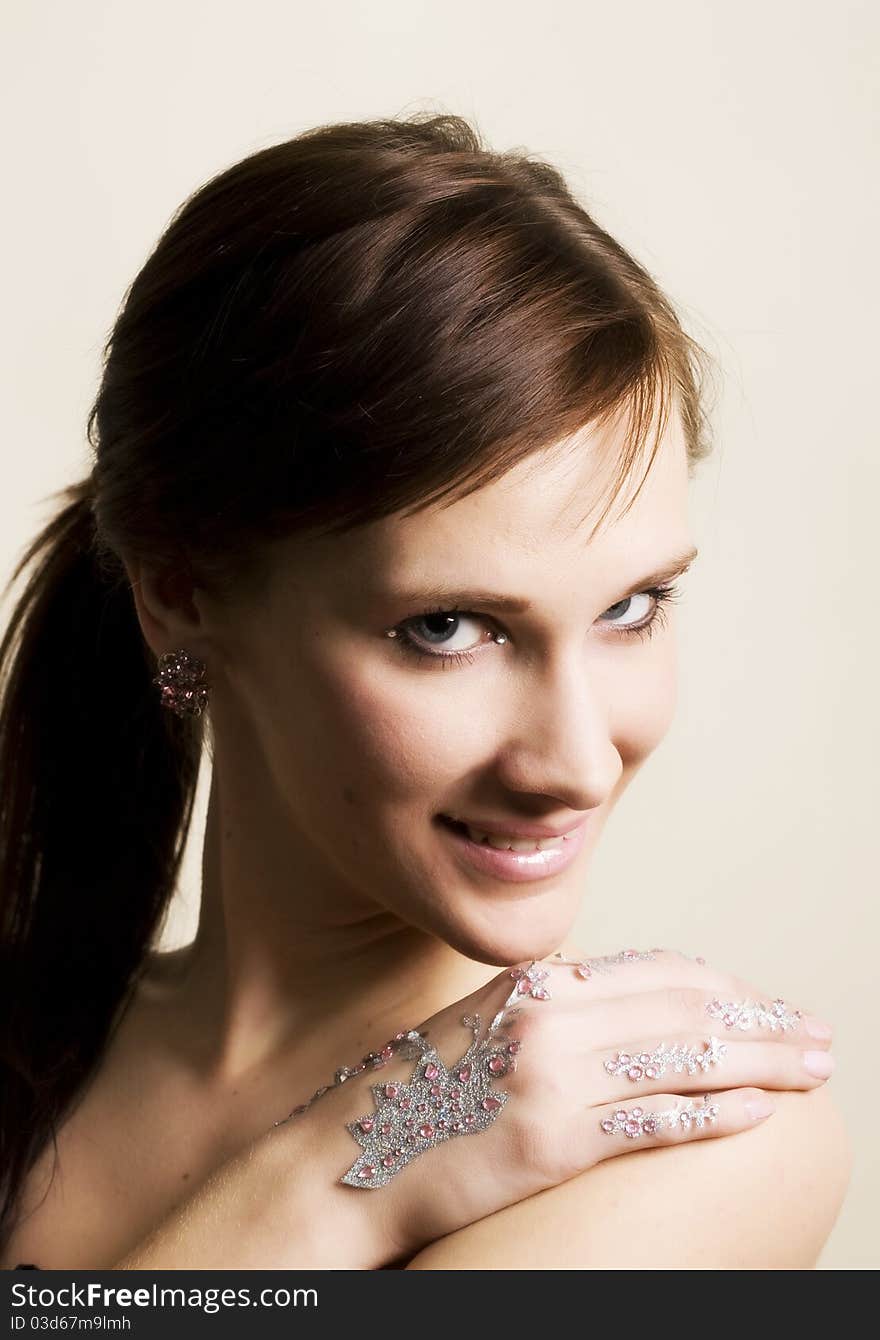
[121,555,204,660]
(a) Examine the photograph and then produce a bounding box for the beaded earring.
[152,649,210,718]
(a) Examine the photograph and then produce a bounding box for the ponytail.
[0,478,203,1248]
[0,111,717,1255]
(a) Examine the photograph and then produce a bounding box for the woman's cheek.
[307,665,472,797]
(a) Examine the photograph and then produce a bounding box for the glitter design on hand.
[552,947,659,980]
[604,1035,726,1082]
[600,1095,721,1138]
[706,997,802,1032]
[340,960,550,1188]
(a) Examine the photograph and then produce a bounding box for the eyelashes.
[390,582,682,669]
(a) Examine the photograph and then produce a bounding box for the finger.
[571,984,830,1052]
[591,1087,774,1162]
[594,1035,834,1102]
[547,946,816,1026]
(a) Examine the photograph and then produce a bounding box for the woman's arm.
[404,1084,851,1269]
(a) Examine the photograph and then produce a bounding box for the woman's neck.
[139,765,504,1089]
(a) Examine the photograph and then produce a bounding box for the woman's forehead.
[347,414,686,571]
[266,411,691,620]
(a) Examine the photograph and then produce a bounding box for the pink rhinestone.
[359,1164,376,1178]
[507,1039,522,1054]
[645,1066,658,1079]
[384,1083,399,1098]
[382,1154,396,1168]
[399,1097,411,1109]
[394,1031,406,1041]
[430,1083,442,1097]
[632,1107,643,1117]
[516,978,533,994]
[450,1087,460,1098]
[417,1103,427,1113]
[604,1060,617,1073]
[531,986,550,1000]
[510,968,525,980]
[438,1119,447,1129]
[723,1013,737,1027]
[488,1055,506,1074]
[358,1118,374,1134]
[601,1119,615,1133]
[615,1110,627,1121]
[481,1095,502,1111]
[424,1062,440,1080]
[618,1053,631,1065]
[627,1066,643,1080]
[418,1123,435,1139]
[639,1054,651,1064]
[380,1122,393,1136]
[642,1117,657,1134]
[380,1045,394,1060]
[465,1113,476,1124]
[457,1066,471,1083]
[624,1120,641,1136]
[576,962,592,979]
[405,1118,414,1128]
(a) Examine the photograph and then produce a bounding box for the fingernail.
[745,1095,775,1121]
[803,1049,835,1079]
[804,1016,833,1041]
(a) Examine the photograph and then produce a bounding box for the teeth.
[463,823,567,852]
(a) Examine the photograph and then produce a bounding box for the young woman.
[0,114,850,1270]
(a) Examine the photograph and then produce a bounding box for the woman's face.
[204,406,696,966]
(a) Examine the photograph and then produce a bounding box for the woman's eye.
[399,609,489,657]
[597,591,654,628]
[390,583,680,666]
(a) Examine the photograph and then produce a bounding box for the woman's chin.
[425,898,576,969]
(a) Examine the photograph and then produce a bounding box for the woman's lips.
[434,814,588,884]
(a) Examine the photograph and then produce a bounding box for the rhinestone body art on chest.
[341,962,551,1188]
[604,1034,726,1082]
[707,997,802,1031]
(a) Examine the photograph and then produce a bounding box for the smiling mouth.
[436,815,571,852]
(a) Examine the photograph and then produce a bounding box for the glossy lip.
[434,814,589,884]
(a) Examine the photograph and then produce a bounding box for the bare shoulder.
[405,1084,852,1269]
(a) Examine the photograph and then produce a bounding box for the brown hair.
[0,112,716,1248]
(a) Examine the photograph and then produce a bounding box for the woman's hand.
[320,947,834,1257]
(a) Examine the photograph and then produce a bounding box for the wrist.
[261,1088,415,1269]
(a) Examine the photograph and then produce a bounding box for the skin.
[4,398,849,1270]
[127,402,693,1093]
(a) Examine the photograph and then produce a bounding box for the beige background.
[1,1,876,1268]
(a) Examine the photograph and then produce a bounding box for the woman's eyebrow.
[383,546,699,612]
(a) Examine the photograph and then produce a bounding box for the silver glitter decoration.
[604,1035,726,1082]
[340,962,551,1188]
[553,947,659,980]
[706,997,802,1032]
[601,1094,721,1139]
